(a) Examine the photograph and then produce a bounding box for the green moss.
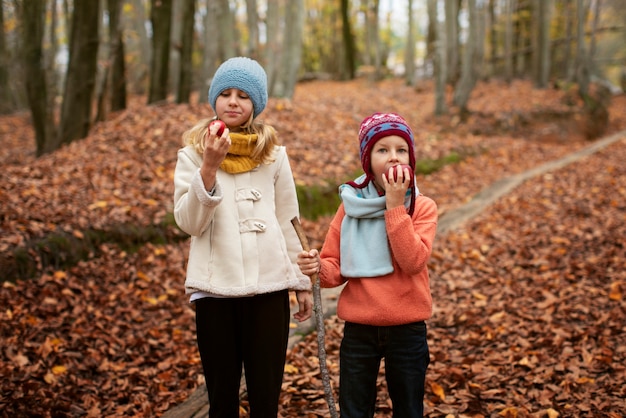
[1,220,188,283]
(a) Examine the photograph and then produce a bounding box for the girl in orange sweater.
[297,112,437,417]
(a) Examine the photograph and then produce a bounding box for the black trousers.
[195,290,290,418]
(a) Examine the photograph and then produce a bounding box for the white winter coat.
[173,144,311,297]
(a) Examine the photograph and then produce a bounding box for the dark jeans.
[339,321,430,418]
[195,290,290,418]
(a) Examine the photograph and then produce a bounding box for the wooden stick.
[291,217,338,418]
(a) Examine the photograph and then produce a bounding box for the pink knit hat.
[357,112,416,180]
[349,112,417,215]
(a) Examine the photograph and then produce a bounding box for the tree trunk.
[169,0,184,96]
[370,0,382,80]
[564,0,575,81]
[21,0,55,156]
[425,0,436,62]
[588,0,602,74]
[532,0,552,88]
[97,0,126,121]
[217,0,236,58]
[488,0,497,76]
[340,0,356,80]
[109,0,127,112]
[503,0,515,83]
[453,0,480,114]
[576,0,589,96]
[0,3,12,114]
[122,0,151,94]
[264,0,284,94]
[176,0,195,104]
[148,0,172,104]
[245,0,259,58]
[274,0,304,98]
[199,0,221,104]
[59,0,100,146]
[445,0,460,85]
[429,0,447,115]
[45,0,60,117]
[405,0,416,86]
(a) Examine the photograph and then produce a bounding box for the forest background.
[1,0,626,417]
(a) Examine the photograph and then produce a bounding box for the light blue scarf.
[339,175,418,278]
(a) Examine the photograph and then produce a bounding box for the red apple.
[210,120,226,136]
[389,164,413,182]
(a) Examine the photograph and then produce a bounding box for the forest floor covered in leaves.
[1,78,625,417]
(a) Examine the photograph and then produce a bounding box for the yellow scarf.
[220,132,260,173]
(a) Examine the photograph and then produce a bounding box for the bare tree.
[169,0,184,95]
[405,0,416,86]
[59,0,100,146]
[453,0,482,114]
[96,0,126,121]
[273,0,304,97]
[503,0,515,83]
[20,0,55,155]
[532,0,553,87]
[122,0,151,94]
[0,3,12,114]
[148,0,172,104]
[264,0,283,93]
[445,0,460,85]
[575,0,590,96]
[245,0,260,58]
[429,0,447,115]
[176,0,195,104]
[340,0,356,80]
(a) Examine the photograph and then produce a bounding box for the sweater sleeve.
[173,147,223,237]
[385,195,438,275]
[318,205,347,288]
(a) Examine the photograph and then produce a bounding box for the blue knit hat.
[208,57,268,118]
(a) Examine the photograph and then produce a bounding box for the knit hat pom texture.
[208,57,268,118]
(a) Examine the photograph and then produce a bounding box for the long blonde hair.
[182,116,278,165]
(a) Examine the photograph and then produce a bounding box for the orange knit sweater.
[318,195,438,326]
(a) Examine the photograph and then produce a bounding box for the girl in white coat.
[173,57,312,417]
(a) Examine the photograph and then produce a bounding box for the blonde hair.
[182,116,278,165]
